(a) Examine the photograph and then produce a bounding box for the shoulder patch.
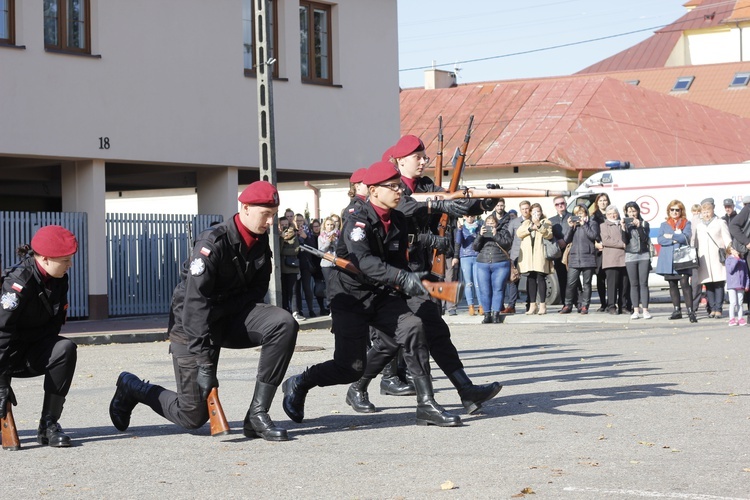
[11,283,23,293]
[200,247,211,256]
[355,221,366,228]
[1,292,19,311]
[190,258,206,276]
[350,227,366,242]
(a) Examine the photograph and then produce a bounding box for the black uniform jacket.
[328,201,408,307]
[397,176,483,273]
[169,218,272,359]
[0,257,68,376]
[341,196,367,222]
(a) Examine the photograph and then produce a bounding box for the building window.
[299,1,332,84]
[730,72,750,87]
[624,79,640,86]
[0,0,14,45]
[44,0,90,53]
[671,76,694,92]
[243,0,279,78]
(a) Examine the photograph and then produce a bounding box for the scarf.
[321,229,339,242]
[371,203,392,234]
[667,217,687,231]
[464,220,480,233]
[233,214,259,250]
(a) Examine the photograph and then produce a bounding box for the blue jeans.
[476,261,511,313]
[459,256,480,306]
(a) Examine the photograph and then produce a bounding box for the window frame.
[671,76,695,92]
[299,0,333,85]
[243,0,280,78]
[730,72,750,88]
[44,0,92,55]
[0,0,15,46]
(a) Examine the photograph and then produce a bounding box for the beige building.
[0,0,400,316]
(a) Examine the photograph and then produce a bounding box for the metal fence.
[0,211,89,318]
[106,213,223,316]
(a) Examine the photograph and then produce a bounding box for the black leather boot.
[282,370,313,423]
[109,371,157,431]
[493,312,502,323]
[243,380,288,441]
[346,377,377,413]
[37,393,71,447]
[688,308,698,323]
[447,369,503,414]
[481,312,493,324]
[669,307,682,320]
[413,375,461,427]
[380,358,415,396]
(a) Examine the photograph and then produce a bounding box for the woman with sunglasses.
[655,200,697,322]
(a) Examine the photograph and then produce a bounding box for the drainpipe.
[304,181,320,220]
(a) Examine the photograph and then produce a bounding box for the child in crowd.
[725,244,750,326]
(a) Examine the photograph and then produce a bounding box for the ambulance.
[566,162,750,286]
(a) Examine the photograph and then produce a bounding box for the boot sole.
[464,384,503,415]
[345,396,378,413]
[243,428,289,441]
[37,436,72,447]
[415,418,462,427]
[380,388,416,396]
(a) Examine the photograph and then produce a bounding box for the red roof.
[400,76,750,171]
[578,0,738,74]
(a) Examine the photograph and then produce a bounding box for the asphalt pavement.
[4,293,749,499]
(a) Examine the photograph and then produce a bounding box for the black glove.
[396,270,429,297]
[196,363,218,401]
[431,199,472,218]
[0,376,17,419]
[417,233,451,254]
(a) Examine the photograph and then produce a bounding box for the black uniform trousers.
[307,292,429,388]
[147,303,298,430]
[364,293,463,380]
[7,335,77,396]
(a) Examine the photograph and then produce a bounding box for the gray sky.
[397,0,689,88]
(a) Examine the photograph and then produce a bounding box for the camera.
[623,217,634,225]
[570,216,581,223]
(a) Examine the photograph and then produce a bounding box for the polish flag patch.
[355,222,366,228]
[200,247,211,256]
[11,283,23,293]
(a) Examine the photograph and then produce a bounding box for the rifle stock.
[299,245,458,302]
[435,116,443,187]
[1,402,20,451]
[411,187,572,203]
[431,115,474,279]
[207,387,230,436]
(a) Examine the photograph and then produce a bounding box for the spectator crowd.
[279,192,750,327]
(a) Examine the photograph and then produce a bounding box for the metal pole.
[255,0,282,306]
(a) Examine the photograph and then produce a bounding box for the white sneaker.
[630,312,639,320]
[642,311,652,320]
[292,312,306,321]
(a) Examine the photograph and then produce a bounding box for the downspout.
[304,181,320,220]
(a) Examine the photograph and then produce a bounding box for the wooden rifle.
[431,115,474,279]
[410,187,572,203]
[1,402,20,451]
[207,387,230,436]
[299,244,464,303]
[435,116,443,187]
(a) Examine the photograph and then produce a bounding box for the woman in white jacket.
[692,198,731,319]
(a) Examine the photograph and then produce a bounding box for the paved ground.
[5,296,750,499]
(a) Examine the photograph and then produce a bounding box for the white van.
[567,162,750,286]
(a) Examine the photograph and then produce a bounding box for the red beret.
[238,181,280,206]
[389,135,424,159]
[363,161,401,186]
[31,225,78,258]
[349,168,368,184]
[381,146,395,162]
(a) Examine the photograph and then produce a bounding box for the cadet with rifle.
[0,225,79,449]
[347,126,504,416]
[282,161,462,428]
[109,181,299,441]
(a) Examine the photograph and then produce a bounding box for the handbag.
[672,245,698,271]
[497,245,520,283]
[543,237,561,260]
[705,232,727,264]
[561,244,572,267]
[284,255,300,268]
